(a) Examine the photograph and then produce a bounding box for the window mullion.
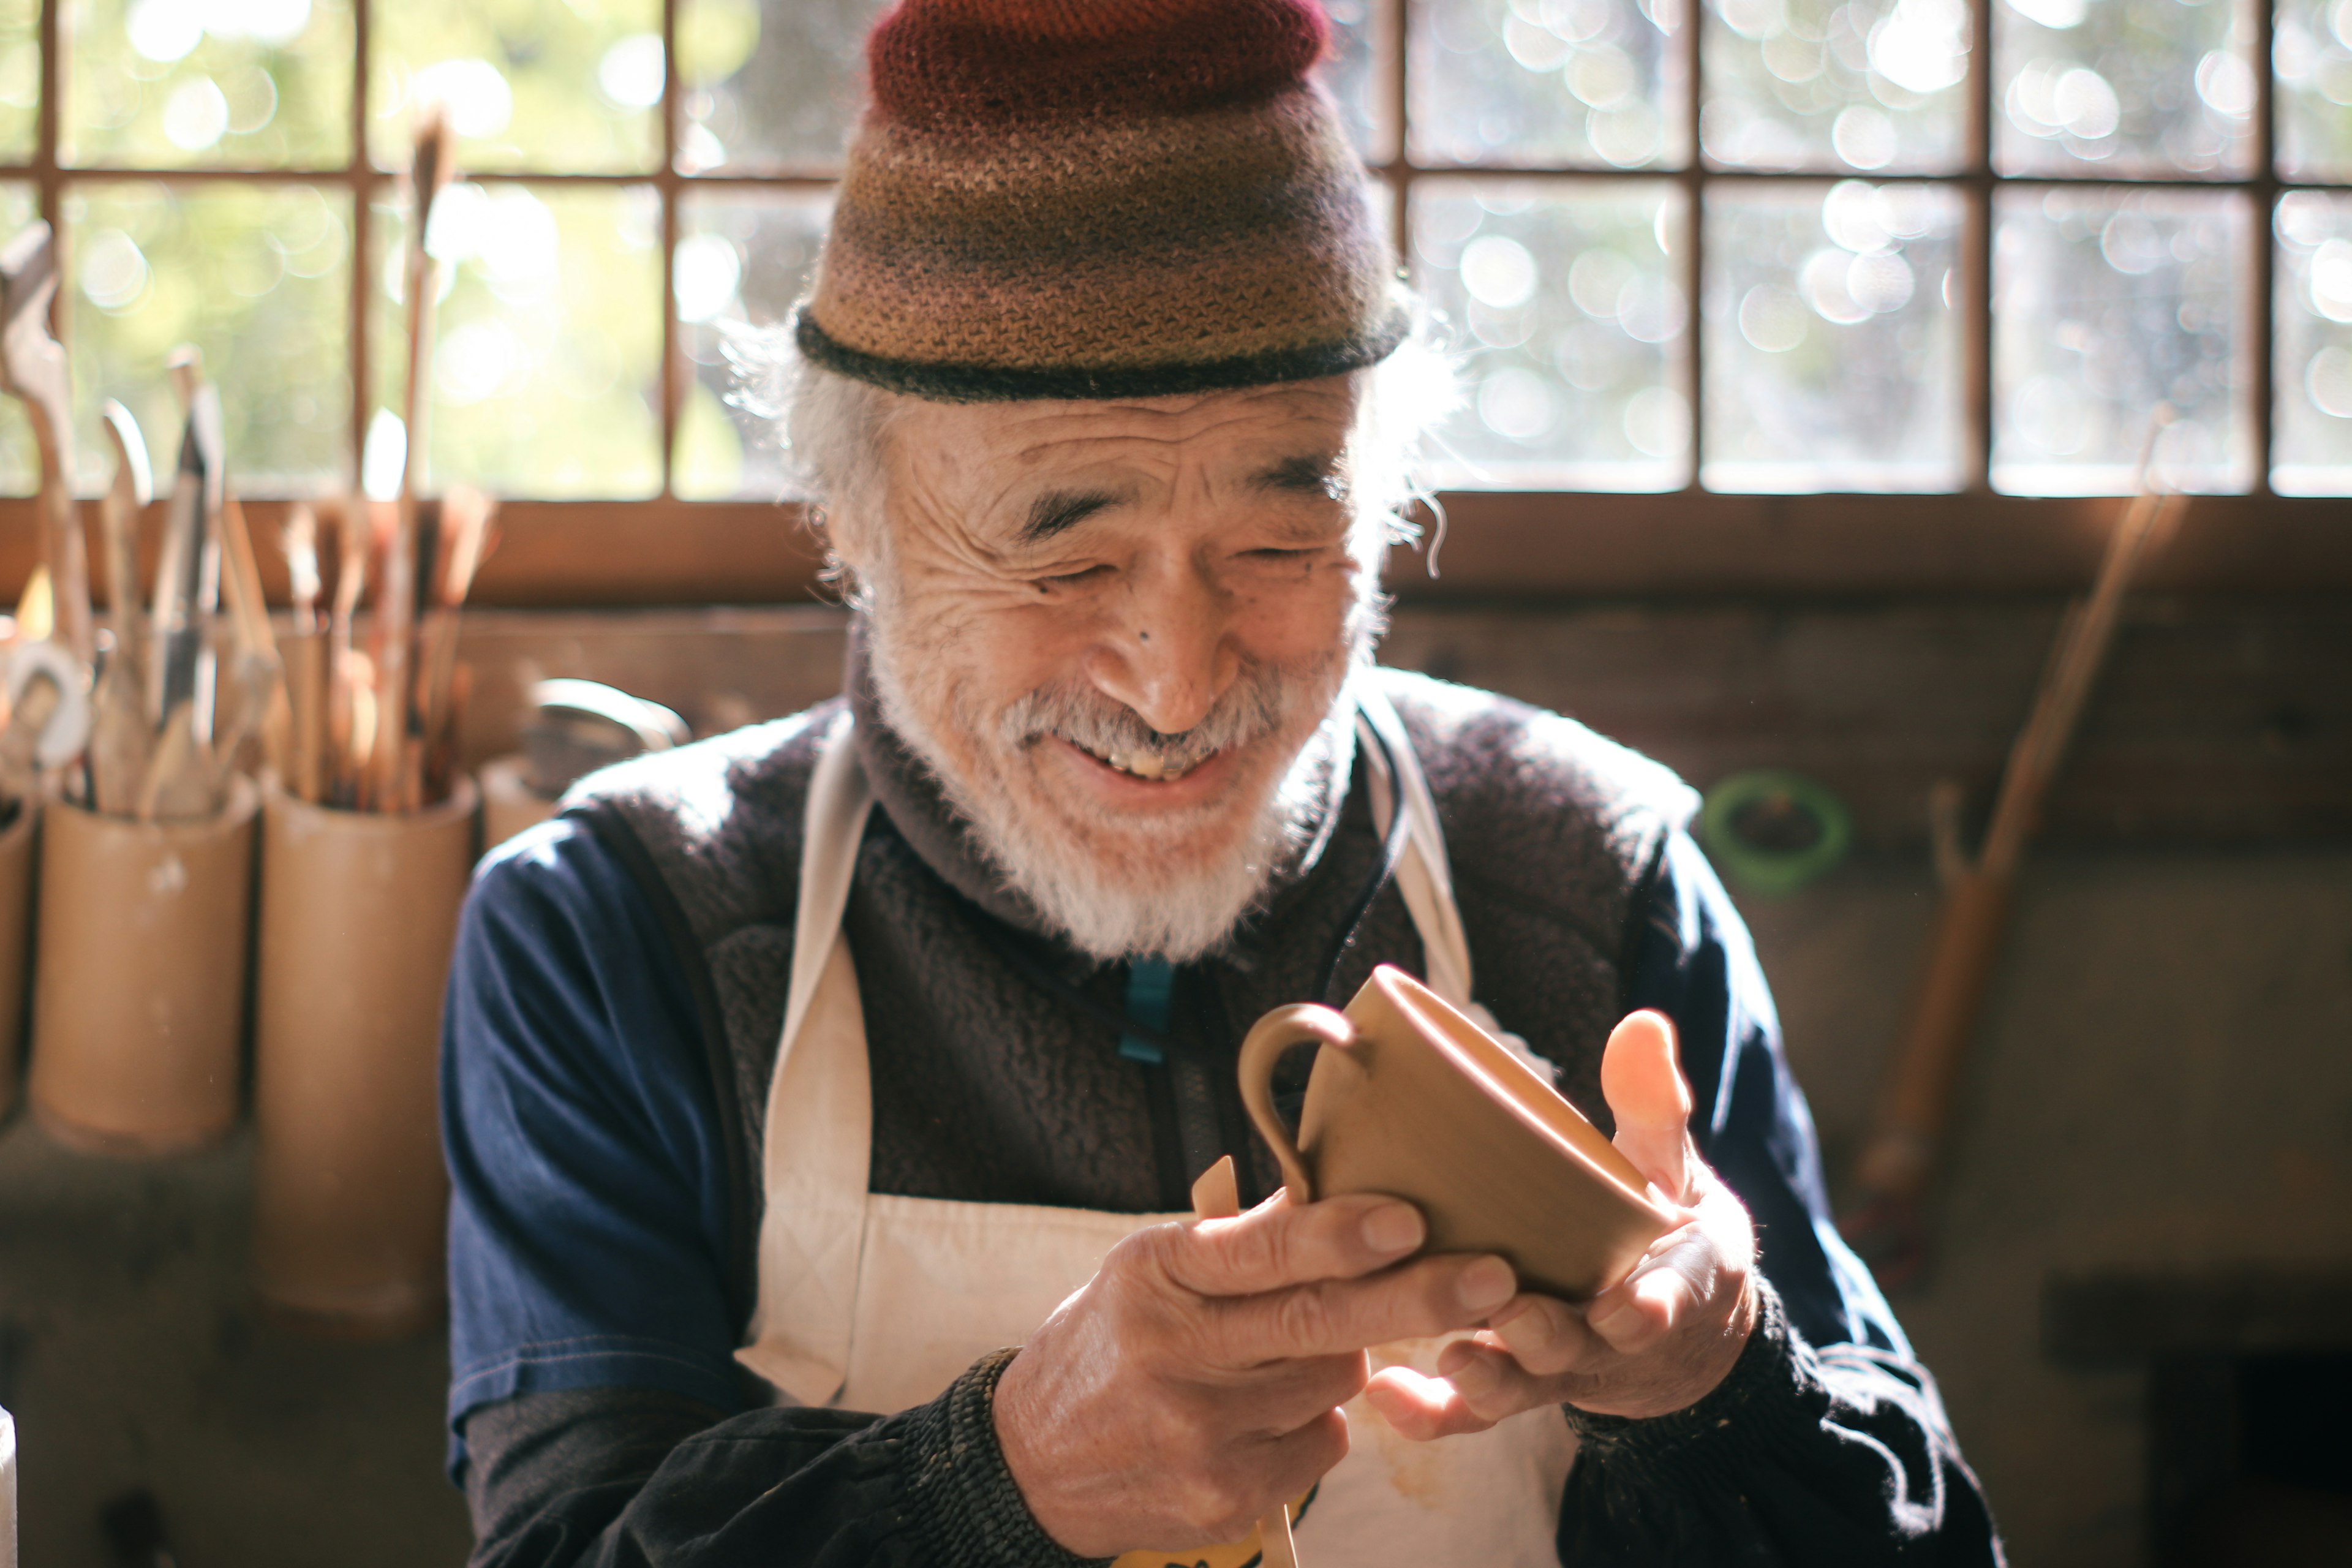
[1681,0,1704,492]
[658,0,681,500]
[350,0,373,491]
[2250,0,2277,497]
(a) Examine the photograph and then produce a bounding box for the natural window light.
[0,0,2345,504]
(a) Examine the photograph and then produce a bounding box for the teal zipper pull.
[1120,958,1174,1065]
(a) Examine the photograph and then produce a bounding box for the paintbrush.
[372,106,456,812]
[413,485,496,803]
[280,505,328,802]
[325,498,370,807]
[89,402,153,815]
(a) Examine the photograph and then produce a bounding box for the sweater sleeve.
[1570,831,2003,1566]
[461,1355,1103,1568]
[446,824,1098,1568]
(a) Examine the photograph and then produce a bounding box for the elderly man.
[443,2,2000,1564]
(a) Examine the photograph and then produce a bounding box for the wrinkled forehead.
[887,375,1365,500]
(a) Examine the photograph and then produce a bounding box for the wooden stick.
[1842,487,2187,1286]
[89,402,153,815]
[0,222,93,668]
[372,108,456,812]
[1189,1156,1302,1568]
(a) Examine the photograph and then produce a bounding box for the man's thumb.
[1599,1010,1694,1204]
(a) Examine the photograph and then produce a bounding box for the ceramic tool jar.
[0,801,32,1121]
[27,778,257,1153]
[251,775,477,1338]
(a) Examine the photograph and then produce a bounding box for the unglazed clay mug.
[1237,965,1676,1302]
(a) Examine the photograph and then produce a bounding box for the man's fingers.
[1164,1193,1426,1298]
[1217,1252,1516,1363]
[1585,1242,1704,1354]
[1488,1293,1597,1377]
[1599,1009,1695,1202]
[1362,1364,1496,1440]
[1200,1350,1370,1438]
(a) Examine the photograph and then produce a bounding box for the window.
[4,0,2344,527]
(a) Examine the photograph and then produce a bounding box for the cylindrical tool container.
[0,802,34,1121]
[251,775,478,1338]
[28,778,258,1153]
[479,753,558,852]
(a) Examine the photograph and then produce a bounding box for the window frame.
[0,0,2340,608]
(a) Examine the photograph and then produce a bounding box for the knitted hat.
[793,0,1407,403]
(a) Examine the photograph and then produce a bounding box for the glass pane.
[1410,0,1688,170]
[66,181,351,493]
[1702,179,1964,490]
[1412,177,1689,488]
[2273,191,2352,495]
[372,0,659,174]
[1322,0,1392,160]
[1992,0,2257,178]
[373,183,662,499]
[0,0,35,164]
[64,0,352,168]
[676,0,883,173]
[1700,0,1969,172]
[1991,186,2251,494]
[673,189,832,501]
[2277,0,2352,179]
[0,182,39,496]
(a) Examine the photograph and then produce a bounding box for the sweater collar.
[843,617,1359,962]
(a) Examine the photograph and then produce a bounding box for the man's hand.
[1364,1009,1759,1435]
[993,1191,1518,1558]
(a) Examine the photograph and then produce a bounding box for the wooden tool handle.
[1852,869,2015,1203]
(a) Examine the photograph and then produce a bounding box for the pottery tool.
[89,402,154,815]
[140,369,227,821]
[412,484,496,802]
[371,107,456,812]
[1841,481,2185,1288]
[0,221,93,668]
[324,499,372,807]
[1190,1155,1303,1568]
[281,504,328,802]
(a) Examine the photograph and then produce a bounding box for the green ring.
[1697,769,1853,896]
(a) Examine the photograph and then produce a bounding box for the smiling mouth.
[1072,739,1209,782]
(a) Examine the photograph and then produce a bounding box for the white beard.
[863,610,1368,964]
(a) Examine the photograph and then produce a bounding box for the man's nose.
[1084,558,1237,736]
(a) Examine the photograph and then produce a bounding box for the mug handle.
[1235,1003,1357,1207]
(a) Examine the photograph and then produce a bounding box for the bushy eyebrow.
[1254,452,1344,498]
[1020,489,1122,543]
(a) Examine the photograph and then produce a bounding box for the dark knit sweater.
[444,658,2002,1567]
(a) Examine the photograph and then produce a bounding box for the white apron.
[735,690,1577,1566]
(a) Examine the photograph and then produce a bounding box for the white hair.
[725,315,1461,601]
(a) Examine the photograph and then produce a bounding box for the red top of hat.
[867,0,1333,131]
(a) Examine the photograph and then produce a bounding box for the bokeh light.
[1993,0,2256,177]
[1411,0,1687,170]
[1991,185,2251,493]
[1705,179,1964,489]
[1413,177,1690,488]
[2273,190,2352,492]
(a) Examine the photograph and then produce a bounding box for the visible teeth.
[1107,750,1171,780]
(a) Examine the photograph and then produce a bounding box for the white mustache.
[997,667,1297,780]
